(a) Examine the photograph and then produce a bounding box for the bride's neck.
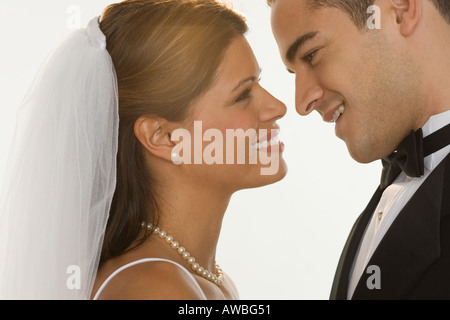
[154,179,232,272]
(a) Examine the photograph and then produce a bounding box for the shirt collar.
[422,110,450,171]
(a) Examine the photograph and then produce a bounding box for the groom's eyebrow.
[286,31,319,63]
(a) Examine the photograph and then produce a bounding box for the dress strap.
[92,258,207,300]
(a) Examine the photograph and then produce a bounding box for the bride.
[0,0,287,300]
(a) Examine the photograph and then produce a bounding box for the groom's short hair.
[267,0,450,28]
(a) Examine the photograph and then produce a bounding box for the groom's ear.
[388,0,422,36]
[134,115,176,163]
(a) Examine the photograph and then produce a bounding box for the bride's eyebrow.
[231,68,262,93]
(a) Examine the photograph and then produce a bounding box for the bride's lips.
[251,128,285,153]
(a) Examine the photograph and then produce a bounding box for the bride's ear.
[134,115,176,162]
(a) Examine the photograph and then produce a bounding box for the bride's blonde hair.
[99,0,248,262]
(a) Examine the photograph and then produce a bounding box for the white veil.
[0,16,118,299]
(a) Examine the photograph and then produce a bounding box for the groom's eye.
[302,49,318,64]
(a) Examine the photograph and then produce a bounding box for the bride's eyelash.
[233,77,261,104]
[234,88,252,103]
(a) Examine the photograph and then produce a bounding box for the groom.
[268,0,450,299]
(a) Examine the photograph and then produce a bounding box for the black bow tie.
[380,123,450,190]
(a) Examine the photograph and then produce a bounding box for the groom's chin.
[345,143,384,165]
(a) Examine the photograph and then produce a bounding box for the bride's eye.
[233,88,252,104]
[233,77,261,104]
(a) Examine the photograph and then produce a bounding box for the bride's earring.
[171,151,182,165]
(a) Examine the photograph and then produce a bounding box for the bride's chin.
[244,160,288,189]
[263,160,288,184]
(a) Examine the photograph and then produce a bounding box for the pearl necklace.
[143,223,224,286]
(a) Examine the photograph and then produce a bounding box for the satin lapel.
[351,156,448,299]
[330,187,383,300]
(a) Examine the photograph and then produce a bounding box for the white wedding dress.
[92,258,208,300]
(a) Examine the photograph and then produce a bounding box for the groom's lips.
[323,103,344,123]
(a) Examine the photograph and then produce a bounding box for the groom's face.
[270,0,422,163]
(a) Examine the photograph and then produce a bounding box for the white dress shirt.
[347,110,450,299]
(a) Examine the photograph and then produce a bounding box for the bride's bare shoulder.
[93,259,205,300]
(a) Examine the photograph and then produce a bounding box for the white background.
[0,0,381,299]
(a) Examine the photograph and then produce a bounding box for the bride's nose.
[258,87,287,122]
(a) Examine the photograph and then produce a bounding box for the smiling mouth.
[251,135,281,150]
[250,128,283,151]
[326,104,345,123]
[333,105,345,122]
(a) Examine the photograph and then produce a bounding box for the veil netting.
[0,16,118,299]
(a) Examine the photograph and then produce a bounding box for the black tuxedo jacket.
[330,153,450,300]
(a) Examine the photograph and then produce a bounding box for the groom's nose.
[295,72,324,116]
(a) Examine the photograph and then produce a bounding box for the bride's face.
[174,36,288,192]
